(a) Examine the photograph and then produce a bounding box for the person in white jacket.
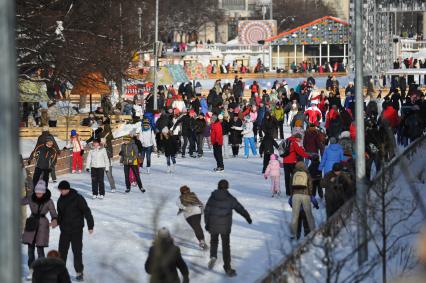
[139,118,157,174]
[172,95,186,113]
[241,115,257,158]
[85,138,110,199]
[177,185,208,250]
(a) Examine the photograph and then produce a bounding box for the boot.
[75,272,84,281]
[225,268,237,277]
[208,257,217,270]
[146,167,150,174]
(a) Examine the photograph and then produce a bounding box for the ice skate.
[125,188,130,193]
[92,194,97,199]
[208,257,217,270]
[167,166,171,174]
[139,187,146,193]
[98,195,104,200]
[72,170,76,174]
[111,189,116,193]
[75,272,84,282]
[225,268,237,277]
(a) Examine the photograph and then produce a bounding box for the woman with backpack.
[290,162,316,239]
[176,185,208,250]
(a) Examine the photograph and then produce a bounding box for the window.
[222,0,245,10]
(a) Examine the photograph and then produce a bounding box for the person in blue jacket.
[319,137,344,174]
[200,95,208,115]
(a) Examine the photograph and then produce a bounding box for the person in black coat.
[229,115,243,157]
[32,250,71,283]
[261,112,277,138]
[204,180,252,277]
[28,138,58,188]
[172,111,194,157]
[259,134,279,174]
[145,227,189,283]
[56,181,94,282]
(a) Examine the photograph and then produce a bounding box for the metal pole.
[0,0,21,282]
[355,0,368,266]
[277,45,280,69]
[153,0,159,111]
[270,0,273,20]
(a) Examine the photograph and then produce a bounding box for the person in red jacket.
[304,101,322,126]
[210,115,224,172]
[283,133,310,196]
[381,103,400,130]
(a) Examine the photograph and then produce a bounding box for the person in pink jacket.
[264,154,281,197]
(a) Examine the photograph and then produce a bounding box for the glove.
[247,217,252,224]
[314,203,320,209]
[263,174,267,180]
[205,224,209,232]
[182,277,189,283]
[86,168,90,172]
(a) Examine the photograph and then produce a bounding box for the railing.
[257,134,426,283]
[399,38,426,53]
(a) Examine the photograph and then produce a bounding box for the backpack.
[279,139,291,157]
[292,171,308,188]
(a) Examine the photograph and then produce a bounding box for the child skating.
[264,154,281,197]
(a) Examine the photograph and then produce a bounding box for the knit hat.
[180,185,190,194]
[332,163,342,172]
[218,114,224,120]
[329,137,337,144]
[123,136,132,141]
[211,115,218,123]
[218,179,229,190]
[45,136,53,143]
[142,118,150,126]
[295,161,307,171]
[157,227,171,239]
[71,129,77,136]
[34,180,47,193]
[162,127,169,134]
[58,180,71,191]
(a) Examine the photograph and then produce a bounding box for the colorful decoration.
[266,16,349,45]
[238,20,277,45]
[184,63,208,80]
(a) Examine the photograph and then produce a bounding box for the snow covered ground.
[21,134,327,283]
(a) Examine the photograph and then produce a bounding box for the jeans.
[186,214,205,241]
[28,244,45,268]
[32,167,50,189]
[59,230,84,273]
[210,233,231,270]
[90,167,105,196]
[284,163,295,196]
[312,180,323,198]
[106,160,116,190]
[366,152,382,181]
[222,135,229,158]
[291,194,315,237]
[196,134,204,155]
[141,146,153,167]
[166,155,176,166]
[213,144,224,168]
[181,136,189,156]
[244,137,257,157]
[124,165,143,190]
[277,120,284,139]
[231,145,240,156]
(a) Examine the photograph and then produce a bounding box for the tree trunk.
[79,95,87,109]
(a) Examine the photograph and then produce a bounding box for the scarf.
[180,192,202,207]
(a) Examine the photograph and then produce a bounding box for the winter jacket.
[29,144,58,170]
[304,106,322,126]
[119,141,139,165]
[259,135,279,155]
[221,120,231,136]
[139,129,157,148]
[321,171,354,205]
[57,189,94,233]
[283,137,310,164]
[22,190,57,247]
[272,107,284,121]
[145,242,189,283]
[303,127,324,155]
[210,121,223,145]
[85,147,110,169]
[204,189,251,235]
[171,117,181,136]
[172,100,186,113]
[261,117,277,137]
[162,136,177,157]
[229,119,243,145]
[382,105,400,129]
[32,257,71,283]
[242,121,254,138]
[86,128,104,144]
[194,118,206,135]
[319,144,344,174]
[35,132,60,153]
[308,161,322,180]
[264,159,281,177]
[68,136,83,153]
[156,114,172,132]
[176,198,203,219]
[47,105,60,121]
[173,114,192,137]
[200,98,208,115]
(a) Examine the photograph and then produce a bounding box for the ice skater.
[264,154,282,197]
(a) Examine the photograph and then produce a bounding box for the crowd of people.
[22,73,426,282]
